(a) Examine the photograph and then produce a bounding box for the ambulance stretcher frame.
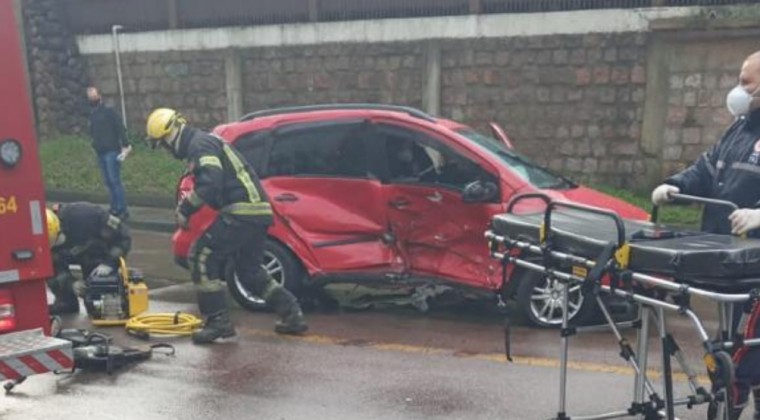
[486,193,760,420]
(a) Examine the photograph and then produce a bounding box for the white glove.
[729,209,760,235]
[92,264,113,277]
[651,184,679,206]
[117,146,132,162]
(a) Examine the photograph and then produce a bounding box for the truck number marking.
[0,196,18,215]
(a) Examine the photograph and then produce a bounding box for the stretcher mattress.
[491,211,760,289]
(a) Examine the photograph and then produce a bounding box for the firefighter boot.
[47,275,80,315]
[268,286,308,335]
[192,291,236,344]
[48,297,80,315]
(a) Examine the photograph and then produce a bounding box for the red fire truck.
[0,0,73,389]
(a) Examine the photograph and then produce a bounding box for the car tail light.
[0,290,17,332]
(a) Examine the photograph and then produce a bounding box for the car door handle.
[388,197,411,209]
[426,191,443,203]
[274,193,299,203]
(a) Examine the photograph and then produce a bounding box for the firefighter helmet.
[145,108,186,148]
[46,208,60,247]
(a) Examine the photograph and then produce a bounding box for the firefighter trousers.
[188,215,280,304]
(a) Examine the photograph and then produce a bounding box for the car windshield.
[456,128,576,190]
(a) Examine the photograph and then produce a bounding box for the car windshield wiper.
[495,150,577,189]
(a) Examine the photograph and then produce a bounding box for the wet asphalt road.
[1,230,754,419]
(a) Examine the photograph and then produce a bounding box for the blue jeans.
[97,151,127,215]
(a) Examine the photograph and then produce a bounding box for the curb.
[48,189,176,233]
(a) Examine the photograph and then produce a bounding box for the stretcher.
[486,192,760,420]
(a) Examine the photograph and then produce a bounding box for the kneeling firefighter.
[145,108,308,344]
[46,202,132,315]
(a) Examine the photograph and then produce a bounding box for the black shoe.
[48,299,80,315]
[192,311,236,344]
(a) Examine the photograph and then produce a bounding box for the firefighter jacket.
[175,127,273,225]
[666,109,760,237]
[53,202,132,269]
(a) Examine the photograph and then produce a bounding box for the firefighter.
[145,108,308,344]
[45,203,131,315]
[651,50,760,420]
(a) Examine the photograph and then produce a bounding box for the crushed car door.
[262,120,401,273]
[375,122,503,289]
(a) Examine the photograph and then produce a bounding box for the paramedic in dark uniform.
[145,108,308,344]
[651,50,760,420]
[45,203,131,315]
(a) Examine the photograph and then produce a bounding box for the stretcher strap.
[500,254,513,363]
[583,242,616,294]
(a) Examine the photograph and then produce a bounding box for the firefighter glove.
[93,264,113,277]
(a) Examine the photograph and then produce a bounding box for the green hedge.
[39,135,184,196]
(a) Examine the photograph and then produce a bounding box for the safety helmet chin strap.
[164,124,185,156]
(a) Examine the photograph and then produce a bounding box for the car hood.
[531,186,650,221]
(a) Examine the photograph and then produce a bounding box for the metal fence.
[61,0,760,34]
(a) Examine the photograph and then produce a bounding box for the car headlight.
[0,139,21,168]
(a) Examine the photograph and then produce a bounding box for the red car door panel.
[265,177,398,272]
[385,184,502,289]
[263,120,402,273]
[375,121,503,289]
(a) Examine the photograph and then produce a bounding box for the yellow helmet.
[146,108,186,147]
[46,208,60,247]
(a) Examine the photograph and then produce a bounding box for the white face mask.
[726,85,757,117]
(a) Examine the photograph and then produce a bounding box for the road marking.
[236,327,710,384]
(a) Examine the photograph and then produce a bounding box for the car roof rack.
[238,104,436,123]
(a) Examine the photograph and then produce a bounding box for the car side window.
[233,131,269,175]
[268,123,369,178]
[379,125,495,191]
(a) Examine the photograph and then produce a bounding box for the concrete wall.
[61,6,760,190]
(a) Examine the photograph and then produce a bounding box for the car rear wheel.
[514,267,597,328]
[227,240,305,312]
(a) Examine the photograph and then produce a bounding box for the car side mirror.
[463,180,499,203]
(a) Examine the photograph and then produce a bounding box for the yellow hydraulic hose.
[125,312,203,339]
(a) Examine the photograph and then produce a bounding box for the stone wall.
[83,51,228,131]
[241,43,424,114]
[439,34,648,185]
[23,0,90,138]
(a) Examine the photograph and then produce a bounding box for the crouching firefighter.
[46,203,132,315]
[145,108,308,344]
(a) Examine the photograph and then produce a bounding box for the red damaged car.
[173,104,648,327]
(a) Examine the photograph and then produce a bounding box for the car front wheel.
[227,240,305,312]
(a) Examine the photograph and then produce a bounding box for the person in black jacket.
[146,108,308,344]
[87,87,131,220]
[651,51,760,419]
[46,203,131,315]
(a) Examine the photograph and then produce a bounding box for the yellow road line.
[236,327,711,384]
